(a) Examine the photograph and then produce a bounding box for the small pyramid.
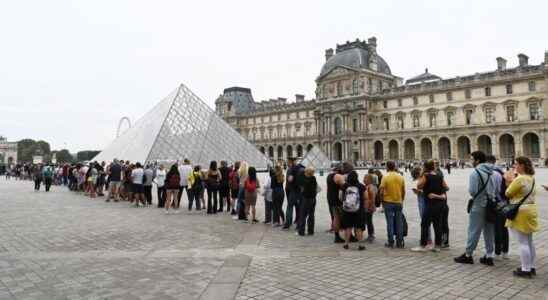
[300,146,331,171]
[93,84,270,168]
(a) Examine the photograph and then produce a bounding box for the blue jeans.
[284,191,299,227]
[465,207,495,257]
[384,202,404,244]
[417,195,431,241]
[237,187,246,219]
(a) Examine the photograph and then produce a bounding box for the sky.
[1,0,546,152]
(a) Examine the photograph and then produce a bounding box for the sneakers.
[396,241,405,249]
[515,267,536,276]
[384,242,394,249]
[479,256,494,266]
[358,245,366,251]
[366,236,375,243]
[343,244,349,250]
[454,253,474,264]
[411,246,428,252]
[513,269,532,278]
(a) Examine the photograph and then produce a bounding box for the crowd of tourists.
[17,150,540,279]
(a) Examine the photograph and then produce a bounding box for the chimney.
[367,37,378,71]
[367,37,377,52]
[295,94,305,102]
[518,53,529,67]
[325,48,334,61]
[277,97,287,103]
[496,57,507,71]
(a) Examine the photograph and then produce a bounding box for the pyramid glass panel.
[94,84,270,169]
[300,146,331,171]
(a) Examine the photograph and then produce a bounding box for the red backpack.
[245,178,257,193]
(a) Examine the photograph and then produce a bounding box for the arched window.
[352,79,358,95]
[322,85,327,99]
[334,117,342,135]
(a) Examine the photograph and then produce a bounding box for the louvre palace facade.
[215,37,548,163]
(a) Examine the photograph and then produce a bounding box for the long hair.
[516,156,535,175]
[248,166,257,181]
[209,161,217,171]
[239,161,248,178]
[168,164,179,176]
[274,164,284,183]
[347,170,359,186]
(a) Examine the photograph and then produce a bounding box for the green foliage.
[17,139,51,163]
[76,150,101,162]
[53,149,74,163]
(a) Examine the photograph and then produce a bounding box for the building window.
[529,81,536,92]
[465,110,473,125]
[485,87,491,97]
[446,92,453,101]
[413,96,418,105]
[352,118,358,132]
[383,118,389,130]
[306,111,310,118]
[398,99,402,107]
[378,80,382,92]
[506,84,513,95]
[368,101,372,109]
[322,121,327,134]
[465,89,471,99]
[397,115,404,129]
[506,105,516,122]
[529,103,540,120]
[429,113,437,127]
[352,79,358,95]
[485,107,495,124]
[337,82,343,96]
[368,118,373,130]
[334,117,342,135]
[429,94,434,103]
[383,100,387,109]
[322,85,327,98]
[447,111,454,126]
[413,115,420,128]
[367,78,372,93]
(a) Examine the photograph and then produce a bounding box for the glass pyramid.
[299,146,332,171]
[93,84,271,169]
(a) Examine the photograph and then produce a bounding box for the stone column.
[415,139,422,160]
[515,133,522,156]
[470,135,478,152]
[491,133,499,158]
[383,140,389,161]
[432,136,439,160]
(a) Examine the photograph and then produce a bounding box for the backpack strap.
[471,169,490,203]
[516,179,535,207]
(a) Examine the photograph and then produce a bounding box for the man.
[43,165,54,192]
[131,162,145,207]
[486,154,509,260]
[143,164,154,206]
[326,165,344,243]
[108,159,123,202]
[177,159,193,209]
[283,157,303,230]
[379,161,406,248]
[454,151,496,265]
[218,161,231,212]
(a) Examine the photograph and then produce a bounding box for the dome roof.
[319,45,392,77]
[406,68,442,85]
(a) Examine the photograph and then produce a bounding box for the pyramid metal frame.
[299,146,332,171]
[93,84,271,169]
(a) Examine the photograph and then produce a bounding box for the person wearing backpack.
[454,151,496,265]
[206,161,221,214]
[164,164,180,214]
[244,166,260,223]
[298,167,318,236]
[187,165,203,211]
[379,161,406,249]
[228,162,240,215]
[340,170,366,250]
[43,165,54,192]
[486,155,509,260]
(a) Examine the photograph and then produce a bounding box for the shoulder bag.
[499,179,535,220]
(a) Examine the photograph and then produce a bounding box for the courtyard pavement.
[0,169,547,300]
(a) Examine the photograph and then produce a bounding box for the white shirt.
[178,164,192,186]
[131,168,144,184]
[155,169,166,188]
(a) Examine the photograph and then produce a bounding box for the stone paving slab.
[0,168,547,299]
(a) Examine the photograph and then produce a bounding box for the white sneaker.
[425,244,434,251]
[502,253,509,260]
[411,246,428,252]
[165,210,170,214]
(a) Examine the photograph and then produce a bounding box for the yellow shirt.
[505,174,539,234]
[380,171,405,204]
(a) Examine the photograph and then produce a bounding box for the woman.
[219,161,231,213]
[154,164,166,208]
[412,160,448,252]
[188,165,203,211]
[164,164,180,214]
[236,162,249,221]
[298,167,318,236]
[363,174,377,242]
[340,170,367,251]
[244,166,259,223]
[206,161,221,214]
[271,164,285,227]
[262,169,273,224]
[229,162,240,215]
[504,156,539,278]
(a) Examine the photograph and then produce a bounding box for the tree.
[17,139,51,163]
[53,149,74,163]
[76,150,100,162]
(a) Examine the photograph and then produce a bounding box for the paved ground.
[0,169,547,300]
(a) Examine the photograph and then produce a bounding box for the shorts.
[340,210,365,230]
[110,181,121,190]
[244,191,257,206]
[132,184,144,194]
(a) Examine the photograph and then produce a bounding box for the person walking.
[33,164,42,191]
[454,151,497,265]
[219,161,231,212]
[154,164,167,208]
[379,161,406,249]
[271,165,285,227]
[206,161,221,214]
[43,165,54,192]
[244,166,259,223]
[177,159,193,209]
[340,170,366,251]
[164,164,180,214]
[298,167,318,236]
[143,164,154,206]
[504,156,539,278]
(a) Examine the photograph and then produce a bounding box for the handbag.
[467,169,490,213]
[499,179,535,220]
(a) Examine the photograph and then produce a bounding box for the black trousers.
[441,202,450,246]
[207,189,219,214]
[177,185,191,208]
[44,178,52,192]
[34,179,41,190]
[189,188,201,210]
[219,187,230,212]
[495,210,509,254]
[272,189,285,224]
[144,185,152,205]
[364,211,375,237]
[264,199,272,223]
[157,186,166,208]
[420,201,444,246]
[297,197,316,235]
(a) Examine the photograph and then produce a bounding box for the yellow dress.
[505,175,539,234]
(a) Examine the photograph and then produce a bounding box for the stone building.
[0,136,18,166]
[216,37,548,163]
